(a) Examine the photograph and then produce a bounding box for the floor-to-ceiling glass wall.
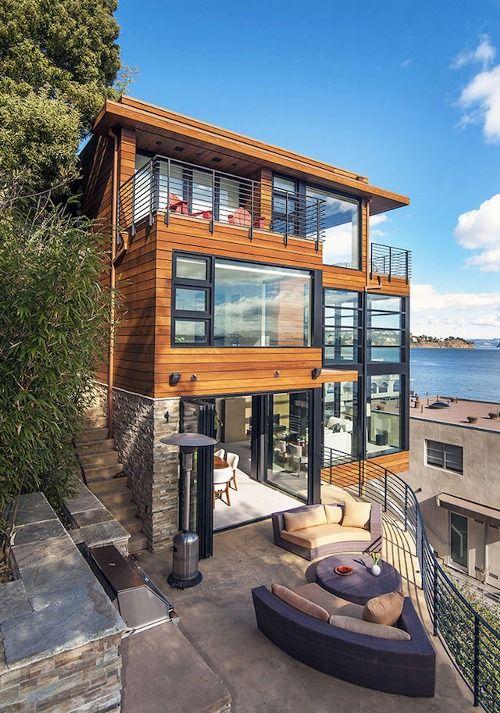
[266,391,310,500]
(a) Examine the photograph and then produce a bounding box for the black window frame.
[171,250,317,348]
[323,288,363,367]
[426,440,464,474]
[366,293,408,364]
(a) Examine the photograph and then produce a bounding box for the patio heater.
[160,432,216,589]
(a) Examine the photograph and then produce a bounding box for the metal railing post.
[284,192,289,246]
[404,485,408,531]
[210,170,215,234]
[164,157,170,225]
[433,560,439,636]
[369,243,373,278]
[249,180,254,241]
[388,245,392,281]
[383,470,388,512]
[473,615,480,706]
[405,249,409,283]
[316,199,320,251]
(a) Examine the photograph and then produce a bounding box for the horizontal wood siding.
[153,215,358,397]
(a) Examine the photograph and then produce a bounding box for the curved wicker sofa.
[252,586,435,697]
[272,503,382,561]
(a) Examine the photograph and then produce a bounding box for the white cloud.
[370,213,388,237]
[453,35,500,142]
[411,284,500,338]
[451,35,496,70]
[454,194,500,271]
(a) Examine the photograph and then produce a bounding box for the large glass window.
[366,374,403,455]
[367,294,406,363]
[324,289,362,365]
[214,260,311,347]
[323,381,358,459]
[306,187,360,269]
[267,391,309,499]
[272,176,298,235]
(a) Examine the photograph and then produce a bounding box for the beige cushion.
[330,615,411,641]
[283,505,327,532]
[341,501,372,530]
[323,504,343,524]
[363,591,405,626]
[281,523,371,549]
[322,485,357,505]
[294,583,364,619]
[271,583,329,622]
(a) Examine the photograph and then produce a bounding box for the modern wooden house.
[80,96,411,556]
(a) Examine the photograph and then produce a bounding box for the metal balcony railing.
[118,155,326,248]
[370,242,412,282]
[322,446,499,712]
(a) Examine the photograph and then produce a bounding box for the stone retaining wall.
[0,493,126,712]
[111,386,181,552]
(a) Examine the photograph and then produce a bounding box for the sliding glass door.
[266,391,310,500]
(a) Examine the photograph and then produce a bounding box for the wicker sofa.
[272,503,382,561]
[252,585,436,696]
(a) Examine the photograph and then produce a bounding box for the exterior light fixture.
[169,372,181,386]
[311,368,322,379]
[160,432,217,589]
[274,370,280,378]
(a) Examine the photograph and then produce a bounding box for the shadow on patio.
[137,516,472,713]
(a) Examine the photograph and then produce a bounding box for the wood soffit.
[93,96,410,215]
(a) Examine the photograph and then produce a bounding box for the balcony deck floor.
[137,510,471,713]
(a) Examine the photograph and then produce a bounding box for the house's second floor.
[80,96,411,404]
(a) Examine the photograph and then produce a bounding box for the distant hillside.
[472,338,500,349]
[411,335,475,349]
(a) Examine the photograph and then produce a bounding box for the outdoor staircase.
[75,418,147,555]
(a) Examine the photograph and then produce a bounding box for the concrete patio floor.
[137,515,472,713]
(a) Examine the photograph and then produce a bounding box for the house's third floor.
[80,96,411,290]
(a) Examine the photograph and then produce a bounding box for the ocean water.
[410,348,500,402]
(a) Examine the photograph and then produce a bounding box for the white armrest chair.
[213,467,233,507]
[225,452,240,491]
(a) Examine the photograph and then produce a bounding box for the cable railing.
[118,155,326,248]
[370,242,412,282]
[322,445,499,712]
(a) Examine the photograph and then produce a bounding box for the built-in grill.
[82,544,175,632]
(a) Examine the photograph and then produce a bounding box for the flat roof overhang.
[436,493,500,528]
[93,96,410,216]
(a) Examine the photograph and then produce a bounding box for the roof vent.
[428,401,450,409]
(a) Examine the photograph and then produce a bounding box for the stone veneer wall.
[111,386,181,552]
[0,493,126,712]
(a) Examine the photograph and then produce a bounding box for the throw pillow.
[271,583,330,622]
[330,614,411,641]
[283,505,327,532]
[323,504,343,524]
[362,591,405,626]
[341,500,372,530]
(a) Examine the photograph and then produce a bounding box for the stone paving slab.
[1,579,124,665]
[70,520,129,550]
[11,518,66,547]
[13,492,55,525]
[73,507,114,527]
[0,581,32,624]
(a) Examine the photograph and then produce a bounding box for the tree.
[0,186,110,509]
[0,0,121,185]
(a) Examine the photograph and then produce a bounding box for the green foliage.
[0,0,121,185]
[0,187,110,509]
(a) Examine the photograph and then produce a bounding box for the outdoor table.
[315,554,402,606]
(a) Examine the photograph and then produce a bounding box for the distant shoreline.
[411,344,474,350]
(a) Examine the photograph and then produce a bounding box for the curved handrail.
[322,446,499,712]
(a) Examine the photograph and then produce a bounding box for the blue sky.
[116,0,500,338]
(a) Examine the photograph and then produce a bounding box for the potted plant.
[369,551,381,576]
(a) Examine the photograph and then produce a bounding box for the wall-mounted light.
[164,411,169,422]
[311,368,322,380]
[190,374,198,382]
[169,372,181,386]
[274,370,280,378]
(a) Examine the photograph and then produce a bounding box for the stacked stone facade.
[110,386,181,552]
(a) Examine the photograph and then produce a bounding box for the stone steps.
[84,462,124,483]
[79,450,119,468]
[74,423,148,555]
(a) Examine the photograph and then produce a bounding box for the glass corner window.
[366,374,403,456]
[323,289,362,365]
[367,293,406,364]
[307,187,360,270]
